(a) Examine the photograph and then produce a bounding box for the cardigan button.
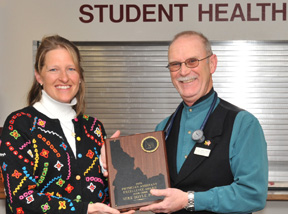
[76,175,81,180]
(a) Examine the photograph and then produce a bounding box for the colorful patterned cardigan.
[0,106,109,213]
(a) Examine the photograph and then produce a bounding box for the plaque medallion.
[141,136,159,153]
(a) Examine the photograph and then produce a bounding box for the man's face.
[168,35,217,106]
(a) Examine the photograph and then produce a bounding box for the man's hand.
[100,130,121,177]
[139,188,188,213]
[88,202,135,214]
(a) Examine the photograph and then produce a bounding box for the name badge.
[194,147,211,157]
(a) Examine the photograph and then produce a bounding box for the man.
[139,31,268,213]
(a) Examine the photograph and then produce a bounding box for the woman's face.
[35,48,80,103]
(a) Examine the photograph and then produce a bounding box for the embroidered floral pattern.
[86,150,94,159]
[87,182,96,192]
[2,162,7,171]
[56,178,65,187]
[40,149,49,158]
[98,190,104,199]
[26,195,34,204]
[60,142,68,151]
[94,127,101,137]
[16,207,24,214]
[54,160,64,171]
[83,115,89,121]
[37,119,46,128]
[59,201,66,210]
[65,184,74,193]
[10,130,21,139]
[12,170,22,179]
[41,202,50,212]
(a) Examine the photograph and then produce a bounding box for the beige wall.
[1,0,288,125]
[0,0,288,212]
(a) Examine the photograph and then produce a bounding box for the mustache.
[177,76,197,82]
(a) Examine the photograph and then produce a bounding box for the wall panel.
[74,41,288,182]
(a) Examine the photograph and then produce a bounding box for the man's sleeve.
[195,111,268,213]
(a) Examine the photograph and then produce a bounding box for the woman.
[0,35,132,214]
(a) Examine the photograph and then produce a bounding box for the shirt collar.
[33,90,77,120]
[183,88,215,112]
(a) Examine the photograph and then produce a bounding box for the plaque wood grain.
[105,131,170,211]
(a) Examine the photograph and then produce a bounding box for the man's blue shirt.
[155,92,268,213]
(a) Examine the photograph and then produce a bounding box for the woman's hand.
[88,203,135,214]
[100,130,121,177]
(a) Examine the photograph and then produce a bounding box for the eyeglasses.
[166,54,213,72]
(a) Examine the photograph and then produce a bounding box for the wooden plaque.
[105,131,170,211]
